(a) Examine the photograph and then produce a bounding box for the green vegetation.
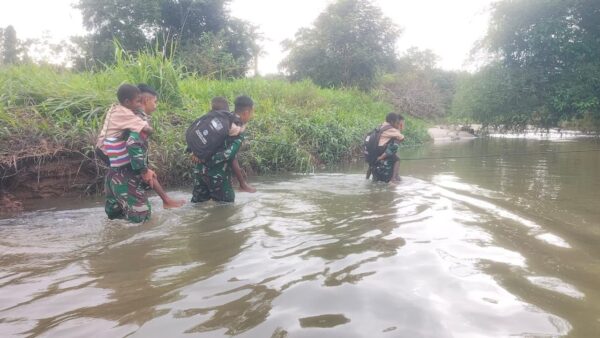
[452,0,600,131]
[281,0,399,90]
[74,0,259,76]
[0,51,429,188]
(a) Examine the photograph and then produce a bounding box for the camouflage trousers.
[104,168,151,223]
[191,162,235,203]
[372,158,398,183]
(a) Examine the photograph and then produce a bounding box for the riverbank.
[427,125,479,142]
[0,60,430,212]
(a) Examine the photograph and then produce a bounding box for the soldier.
[371,113,405,184]
[104,125,154,223]
[191,95,254,203]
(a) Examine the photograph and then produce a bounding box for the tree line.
[2,0,597,130]
[453,0,600,131]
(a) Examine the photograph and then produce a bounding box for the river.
[1,136,599,337]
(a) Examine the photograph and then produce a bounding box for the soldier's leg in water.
[191,163,211,203]
[125,174,151,223]
[105,170,125,219]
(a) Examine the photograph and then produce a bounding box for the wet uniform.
[104,131,151,223]
[191,134,244,203]
[371,140,400,183]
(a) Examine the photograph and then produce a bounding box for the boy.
[372,113,405,184]
[96,84,153,166]
[191,95,254,203]
[136,84,185,209]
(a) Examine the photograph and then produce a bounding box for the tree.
[2,26,20,65]
[380,48,458,119]
[74,0,259,75]
[468,0,600,129]
[280,0,400,90]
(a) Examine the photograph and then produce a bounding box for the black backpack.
[363,125,393,166]
[185,110,241,161]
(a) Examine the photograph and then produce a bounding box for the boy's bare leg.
[390,160,401,184]
[232,158,256,193]
[152,177,185,208]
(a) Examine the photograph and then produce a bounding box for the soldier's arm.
[377,140,399,161]
[208,135,245,166]
[127,131,148,173]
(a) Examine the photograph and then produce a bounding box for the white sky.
[0,0,497,73]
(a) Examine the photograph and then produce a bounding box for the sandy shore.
[427,125,478,142]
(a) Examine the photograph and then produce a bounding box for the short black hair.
[117,84,141,104]
[211,96,229,111]
[234,95,253,114]
[138,83,158,97]
[386,112,404,124]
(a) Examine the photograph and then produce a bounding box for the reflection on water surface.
[1,137,599,337]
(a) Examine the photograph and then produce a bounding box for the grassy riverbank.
[0,53,429,198]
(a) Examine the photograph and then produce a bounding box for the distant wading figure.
[188,95,255,203]
[365,113,405,184]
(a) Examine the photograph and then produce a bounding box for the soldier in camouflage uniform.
[371,140,400,183]
[191,95,254,203]
[192,135,244,203]
[371,113,405,184]
[105,130,153,223]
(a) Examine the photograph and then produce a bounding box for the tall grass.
[0,51,430,187]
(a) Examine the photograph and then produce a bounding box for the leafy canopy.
[75,0,259,77]
[281,0,400,90]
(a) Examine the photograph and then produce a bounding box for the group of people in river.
[95,84,405,223]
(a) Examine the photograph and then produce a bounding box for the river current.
[1,136,599,337]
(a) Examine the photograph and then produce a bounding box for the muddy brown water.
[1,136,599,337]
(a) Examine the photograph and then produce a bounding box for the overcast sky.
[0,0,497,73]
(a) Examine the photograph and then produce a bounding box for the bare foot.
[239,184,257,193]
[389,179,401,186]
[163,199,185,209]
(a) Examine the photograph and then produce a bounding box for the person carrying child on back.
[134,84,185,209]
[205,97,256,193]
[99,84,183,223]
[364,112,405,184]
[187,95,255,203]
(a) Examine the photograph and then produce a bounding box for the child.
[136,84,185,208]
[96,84,153,166]
[373,113,405,184]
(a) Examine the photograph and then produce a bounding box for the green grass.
[0,52,430,187]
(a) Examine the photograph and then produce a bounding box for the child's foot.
[389,179,401,185]
[163,199,185,209]
[239,183,257,193]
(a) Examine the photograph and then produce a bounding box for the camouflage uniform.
[191,135,244,203]
[104,131,151,223]
[372,140,400,183]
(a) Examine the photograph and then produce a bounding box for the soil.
[0,153,104,214]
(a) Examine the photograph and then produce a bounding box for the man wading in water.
[189,95,255,203]
[365,112,405,184]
